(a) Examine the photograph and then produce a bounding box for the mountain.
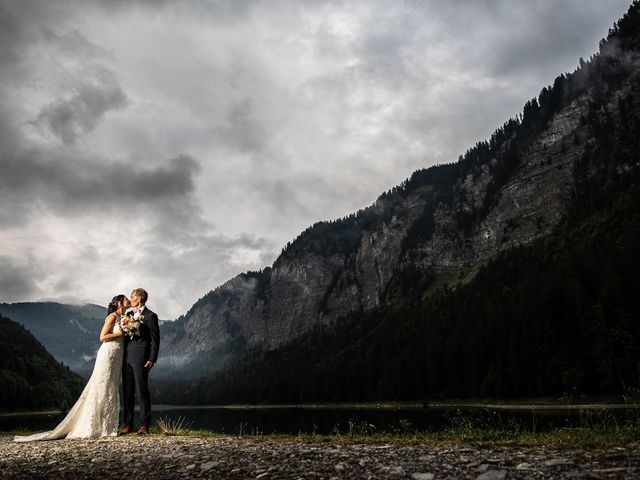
[0,314,85,411]
[157,183,640,403]
[159,2,640,388]
[0,302,106,376]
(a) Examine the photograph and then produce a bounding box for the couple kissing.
[14,288,160,442]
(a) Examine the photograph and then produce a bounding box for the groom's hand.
[144,361,154,369]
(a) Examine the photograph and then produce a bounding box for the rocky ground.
[1,435,639,479]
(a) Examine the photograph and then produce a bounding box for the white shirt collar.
[125,305,146,314]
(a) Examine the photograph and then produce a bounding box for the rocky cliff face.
[415,98,585,274]
[161,17,640,374]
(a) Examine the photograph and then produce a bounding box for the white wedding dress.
[14,322,124,442]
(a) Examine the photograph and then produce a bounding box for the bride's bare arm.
[100,313,123,341]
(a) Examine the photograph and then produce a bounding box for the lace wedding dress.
[14,322,124,442]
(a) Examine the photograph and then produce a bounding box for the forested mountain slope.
[0,314,85,411]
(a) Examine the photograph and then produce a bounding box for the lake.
[2,403,637,435]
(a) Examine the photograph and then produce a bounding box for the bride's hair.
[108,294,126,314]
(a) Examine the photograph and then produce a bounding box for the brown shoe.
[118,425,133,436]
[137,425,149,435]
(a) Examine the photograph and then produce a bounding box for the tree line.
[0,315,84,411]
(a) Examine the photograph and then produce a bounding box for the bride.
[14,295,128,442]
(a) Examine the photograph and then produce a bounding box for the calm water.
[2,405,635,435]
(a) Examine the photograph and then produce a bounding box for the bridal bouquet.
[119,312,143,339]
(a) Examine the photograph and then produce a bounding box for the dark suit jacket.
[124,306,160,365]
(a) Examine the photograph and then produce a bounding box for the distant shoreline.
[0,410,63,417]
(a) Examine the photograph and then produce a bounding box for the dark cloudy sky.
[0,0,631,317]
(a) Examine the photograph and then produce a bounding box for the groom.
[120,287,160,435]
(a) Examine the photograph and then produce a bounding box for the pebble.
[380,466,406,476]
[200,460,220,471]
[476,470,506,480]
[543,457,573,466]
[1,435,639,479]
[564,471,589,479]
[592,467,628,473]
[411,473,435,480]
[605,450,626,460]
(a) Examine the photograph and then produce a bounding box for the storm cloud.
[0,143,201,222]
[0,0,632,317]
[0,256,41,300]
[34,76,128,145]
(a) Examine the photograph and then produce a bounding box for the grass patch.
[144,424,640,449]
[2,425,638,449]
[156,416,192,435]
[4,409,640,449]
[149,411,640,449]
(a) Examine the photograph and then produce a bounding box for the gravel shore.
[1,434,639,479]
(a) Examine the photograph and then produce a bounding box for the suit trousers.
[122,359,151,428]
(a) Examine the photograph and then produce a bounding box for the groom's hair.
[133,288,148,304]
